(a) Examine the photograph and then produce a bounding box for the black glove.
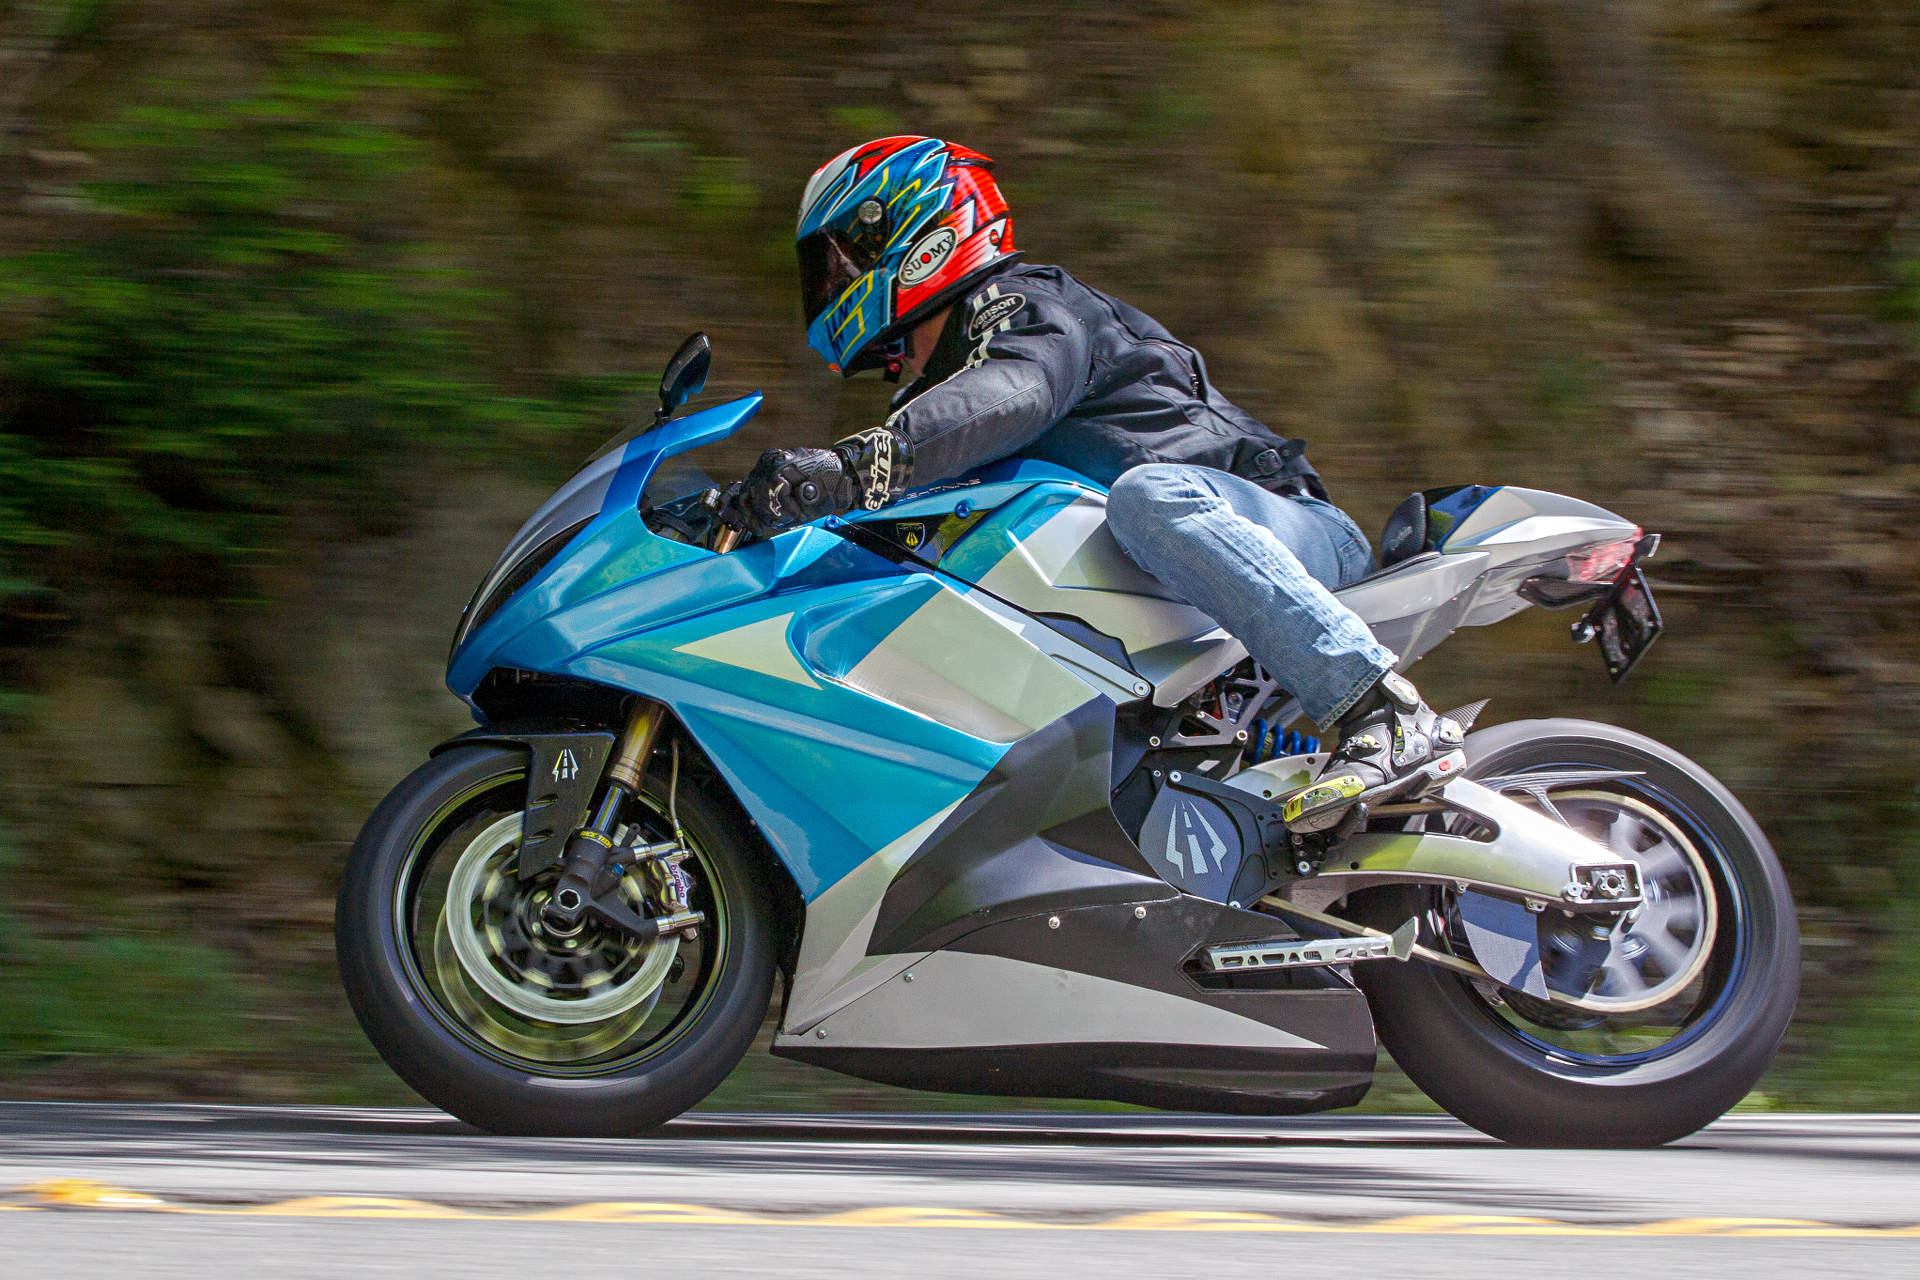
[733,428,917,537]
[734,446,854,536]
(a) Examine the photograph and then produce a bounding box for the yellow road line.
[6,1184,1919,1236]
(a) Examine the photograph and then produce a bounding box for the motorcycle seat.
[1378,491,1428,568]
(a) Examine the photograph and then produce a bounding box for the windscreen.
[641,451,716,512]
[582,420,716,511]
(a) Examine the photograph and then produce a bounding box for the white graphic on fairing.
[1163,800,1228,875]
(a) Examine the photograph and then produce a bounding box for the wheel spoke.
[1636,837,1689,882]
[1665,898,1702,935]
[1640,929,1691,980]
[1606,810,1640,857]
[1595,954,1649,997]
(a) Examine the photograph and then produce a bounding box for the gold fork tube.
[604,698,668,794]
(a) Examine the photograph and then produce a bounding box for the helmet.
[796,135,1016,375]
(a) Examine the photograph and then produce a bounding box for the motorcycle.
[336,333,1799,1145]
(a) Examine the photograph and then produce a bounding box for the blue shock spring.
[1246,719,1320,763]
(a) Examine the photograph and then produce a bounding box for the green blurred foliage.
[0,27,623,600]
[0,923,252,1064]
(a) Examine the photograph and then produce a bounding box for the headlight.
[449,516,593,658]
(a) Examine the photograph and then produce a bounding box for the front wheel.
[1350,718,1799,1147]
[336,743,776,1135]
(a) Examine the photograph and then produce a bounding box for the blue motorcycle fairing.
[448,393,764,693]
[841,458,1104,526]
[448,424,1121,902]
[478,535,1071,900]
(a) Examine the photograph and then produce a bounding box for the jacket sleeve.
[883,286,1092,483]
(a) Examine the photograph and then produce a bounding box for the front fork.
[540,699,706,943]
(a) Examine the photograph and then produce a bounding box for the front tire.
[1351,718,1799,1147]
[336,744,776,1135]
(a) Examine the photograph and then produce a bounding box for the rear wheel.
[1351,719,1799,1147]
[336,744,776,1135]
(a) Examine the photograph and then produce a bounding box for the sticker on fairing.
[969,293,1026,338]
[899,227,958,287]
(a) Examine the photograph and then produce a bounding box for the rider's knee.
[1106,463,1191,546]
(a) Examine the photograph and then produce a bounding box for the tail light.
[1520,531,1658,608]
[1564,530,1642,584]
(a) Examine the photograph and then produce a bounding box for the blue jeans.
[1105,464,1397,726]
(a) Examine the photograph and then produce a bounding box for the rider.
[730,135,1465,831]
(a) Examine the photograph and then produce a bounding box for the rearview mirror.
[657,333,711,420]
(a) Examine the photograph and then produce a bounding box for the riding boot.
[1281,672,1467,833]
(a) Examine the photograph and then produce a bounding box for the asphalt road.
[1,1105,1915,1277]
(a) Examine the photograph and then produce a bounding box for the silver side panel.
[949,583,1149,707]
[974,496,1231,696]
[1445,486,1637,552]
[774,949,1324,1052]
[782,801,961,1034]
[962,485,1640,696]
[1335,552,1492,669]
[1145,631,1248,708]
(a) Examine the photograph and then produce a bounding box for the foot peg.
[1202,918,1418,972]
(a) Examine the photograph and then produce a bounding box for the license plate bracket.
[1573,564,1663,682]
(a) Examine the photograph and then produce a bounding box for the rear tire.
[336,744,776,1136]
[1351,718,1799,1147]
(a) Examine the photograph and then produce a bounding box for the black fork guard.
[431,723,615,877]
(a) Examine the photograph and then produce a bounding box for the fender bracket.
[432,724,616,878]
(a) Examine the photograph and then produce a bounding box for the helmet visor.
[798,226,884,325]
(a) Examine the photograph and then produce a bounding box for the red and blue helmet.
[797,136,1017,375]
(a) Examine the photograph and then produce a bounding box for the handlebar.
[698,486,746,553]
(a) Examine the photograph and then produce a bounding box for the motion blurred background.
[0,0,1914,1109]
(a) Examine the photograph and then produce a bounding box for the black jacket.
[883,262,1322,497]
